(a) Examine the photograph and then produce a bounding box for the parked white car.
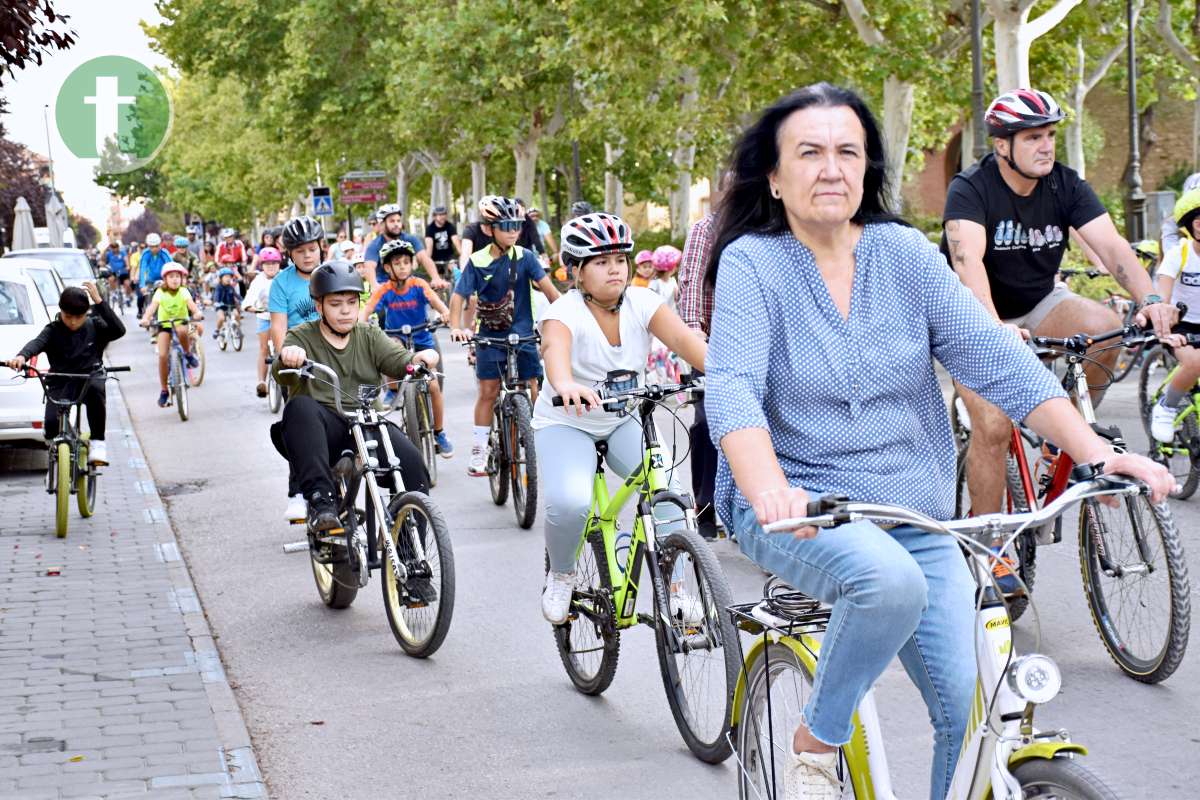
[0,256,65,317]
[4,247,96,289]
[0,273,52,444]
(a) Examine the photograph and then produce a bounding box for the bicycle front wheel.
[382,491,455,658]
[488,405,508,506]
[268,375,282,413]
[735,642,816,800]
[1011,757,1120,799]
[508,393,537,529]
[55,442,70,538]
[550,532,620,695]
[217,326,227,351]
[232,322,244,351]
[654,529,739,763]
[1078,496,1190,683]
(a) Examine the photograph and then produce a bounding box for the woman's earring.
[770,186,781,199]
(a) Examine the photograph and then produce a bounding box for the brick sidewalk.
[0,387,266,799]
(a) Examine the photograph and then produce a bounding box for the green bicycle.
[547,370,740,764]
[1137,341,1200,498]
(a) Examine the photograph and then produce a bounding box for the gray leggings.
[536,419,685,573]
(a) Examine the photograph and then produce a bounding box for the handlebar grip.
[106,366,132,373]
[806,494,850,516]
[551,395,565,407]
[1177,302,1188,318]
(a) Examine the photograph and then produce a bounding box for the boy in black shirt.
[6,283,125,465]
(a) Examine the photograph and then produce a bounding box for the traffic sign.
[311,186,333,217]
[341,170,387,180]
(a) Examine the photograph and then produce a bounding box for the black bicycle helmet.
[281,216,324,250]
[309,259,364,299]
[379,238,416,264]
[569,200,595,219]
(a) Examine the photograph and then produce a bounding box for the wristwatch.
[1140,293,1164,310]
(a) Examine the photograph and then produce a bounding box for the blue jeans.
[733,505,976,800]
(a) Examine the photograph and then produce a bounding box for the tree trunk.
[395,158,410,217]
[670,68,700,240]
[881,74,915,212]
[513,135,538,203]
[537,171,549,220]
[1194,89,1200,170]
[987,0,1083,91]
[1067,36,1087,176]
[470,160,487,222]
[604,141,624,216]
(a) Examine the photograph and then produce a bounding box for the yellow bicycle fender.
[1008,741,1088,767]
[730,636,770,728]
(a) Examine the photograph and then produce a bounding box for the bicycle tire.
[1171,411,1200,500]
[402,382,437,486]
[1078,496,1190,683]
[1002,454,1037,622]
[734,642,815,800]
[311,509,358,610]
[268,375,282,413]
[232,322,244,352]
[381,492,455,658]
[508,393,537,529]
[654,528,738,763]
[488,404,508,506]
[1011,756,1120,799]
[54,442,70,538]
[1110,339,1145,384]
[217,326,227,351]
[1137,345,1172,439]
[420,391,437,487]
[550,532,620,695]
[191,337,206,386]
[76,439,96,519]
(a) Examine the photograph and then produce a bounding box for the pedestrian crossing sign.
[311,186,334,216]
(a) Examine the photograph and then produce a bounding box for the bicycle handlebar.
[465,332,541,348]
[1030,302,1189,354]
[763,473,1145,543]
[384,321,444,337]
[277,360,346,415]
[550,375,704,411]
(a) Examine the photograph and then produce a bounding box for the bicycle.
[277,360,455,657]
[1137,341,1200,499]
[953,323,1191,682]
[144,317,203,422]
[266,339,282,414]
[215,304,244,352]
[729,474,1141,800]
[464,331,540,529]
[547,371,740,764]
[6,364,131,537]
[385,320,445,390]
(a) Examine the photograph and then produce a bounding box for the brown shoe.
[256,382,267,398]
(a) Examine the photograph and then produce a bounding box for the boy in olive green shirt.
[270,260,439,533]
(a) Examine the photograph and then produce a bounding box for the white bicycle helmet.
[559,213,634,262]
[145,233,161,246]
[478,195,524,223]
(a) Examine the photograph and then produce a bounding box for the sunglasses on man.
[491,220,522,232]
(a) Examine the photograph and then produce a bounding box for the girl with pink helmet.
[632,249,655,288]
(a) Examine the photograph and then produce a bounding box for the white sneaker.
[1151,400,1179,443]
[542,571,576,625]
[467,445,488,477]
[784,749,841,800]
[669,587,705,625]
[284,494,307,522]
[87,440,107,466]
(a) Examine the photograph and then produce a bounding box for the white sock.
[473,426,490,449]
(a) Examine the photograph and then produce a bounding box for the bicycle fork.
[350,422,426,584]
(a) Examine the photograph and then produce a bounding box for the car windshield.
[0,281,35,325]
[27,252,92,279]
[24,269,61,307]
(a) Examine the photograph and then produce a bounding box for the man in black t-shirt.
[424,206,461,269]
[944,88,1176,520]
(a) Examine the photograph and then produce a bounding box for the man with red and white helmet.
[943,88,1176,526]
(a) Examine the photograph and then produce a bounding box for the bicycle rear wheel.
[550,531,620,695]
[382,492,455,657]
[173,354,189,422]
[1137,345,1172,438]
[508,393,537,529]
[735,642,816,800]
[1078,496,1190,683]
[1011,757,1120,799]
[654,528,738,763]
[217,325,228,351]
[310,503,358,610]
[402,383,437,487]
[488,405,508,506]
[190,337,206,386]
[54,442,70,538]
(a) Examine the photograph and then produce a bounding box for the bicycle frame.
[1146,360,1200,461]
[576,396,695,628]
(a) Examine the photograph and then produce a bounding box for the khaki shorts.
[1002,283,1077,332]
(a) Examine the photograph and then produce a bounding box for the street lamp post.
[1123,0,1147,241]
[970,0,988,162]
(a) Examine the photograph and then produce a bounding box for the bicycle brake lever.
[807,494,850,516]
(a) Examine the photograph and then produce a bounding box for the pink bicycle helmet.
[634,249,653,266]
[258,246,282,263]
[651,245,682,272]
[161,263,188,280]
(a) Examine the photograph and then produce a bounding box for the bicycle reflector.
[1006,654,1062,704]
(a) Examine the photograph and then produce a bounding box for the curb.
[112,385,268,799]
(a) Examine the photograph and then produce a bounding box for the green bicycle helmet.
[1175,188,1200,233]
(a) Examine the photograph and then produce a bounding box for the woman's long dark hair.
[704,82,904,290]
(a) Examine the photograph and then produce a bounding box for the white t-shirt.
[1158,242,1200,324]
[532,287,665,436]
[648,276,678,313]
[242,273,273,320]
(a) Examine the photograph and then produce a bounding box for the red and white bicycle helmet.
[984,89,1065,137]
[651,245,682,272]
[559,213,634,262]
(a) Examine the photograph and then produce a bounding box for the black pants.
[271,396,428,501]
[690,383,718,525]
[45,378,106,440]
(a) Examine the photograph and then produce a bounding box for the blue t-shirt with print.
[138,248,174,288]
[267,265,319,329]
[367,233,425,284]
[453,245,545,338]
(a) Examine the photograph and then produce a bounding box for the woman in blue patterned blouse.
[703,83,1172,800]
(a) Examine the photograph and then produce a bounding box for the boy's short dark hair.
[59,287,90,315]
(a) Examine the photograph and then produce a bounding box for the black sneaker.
[407,577,438,606]
[306,493,341,533]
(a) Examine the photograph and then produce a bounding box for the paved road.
[106,313,1198,800]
